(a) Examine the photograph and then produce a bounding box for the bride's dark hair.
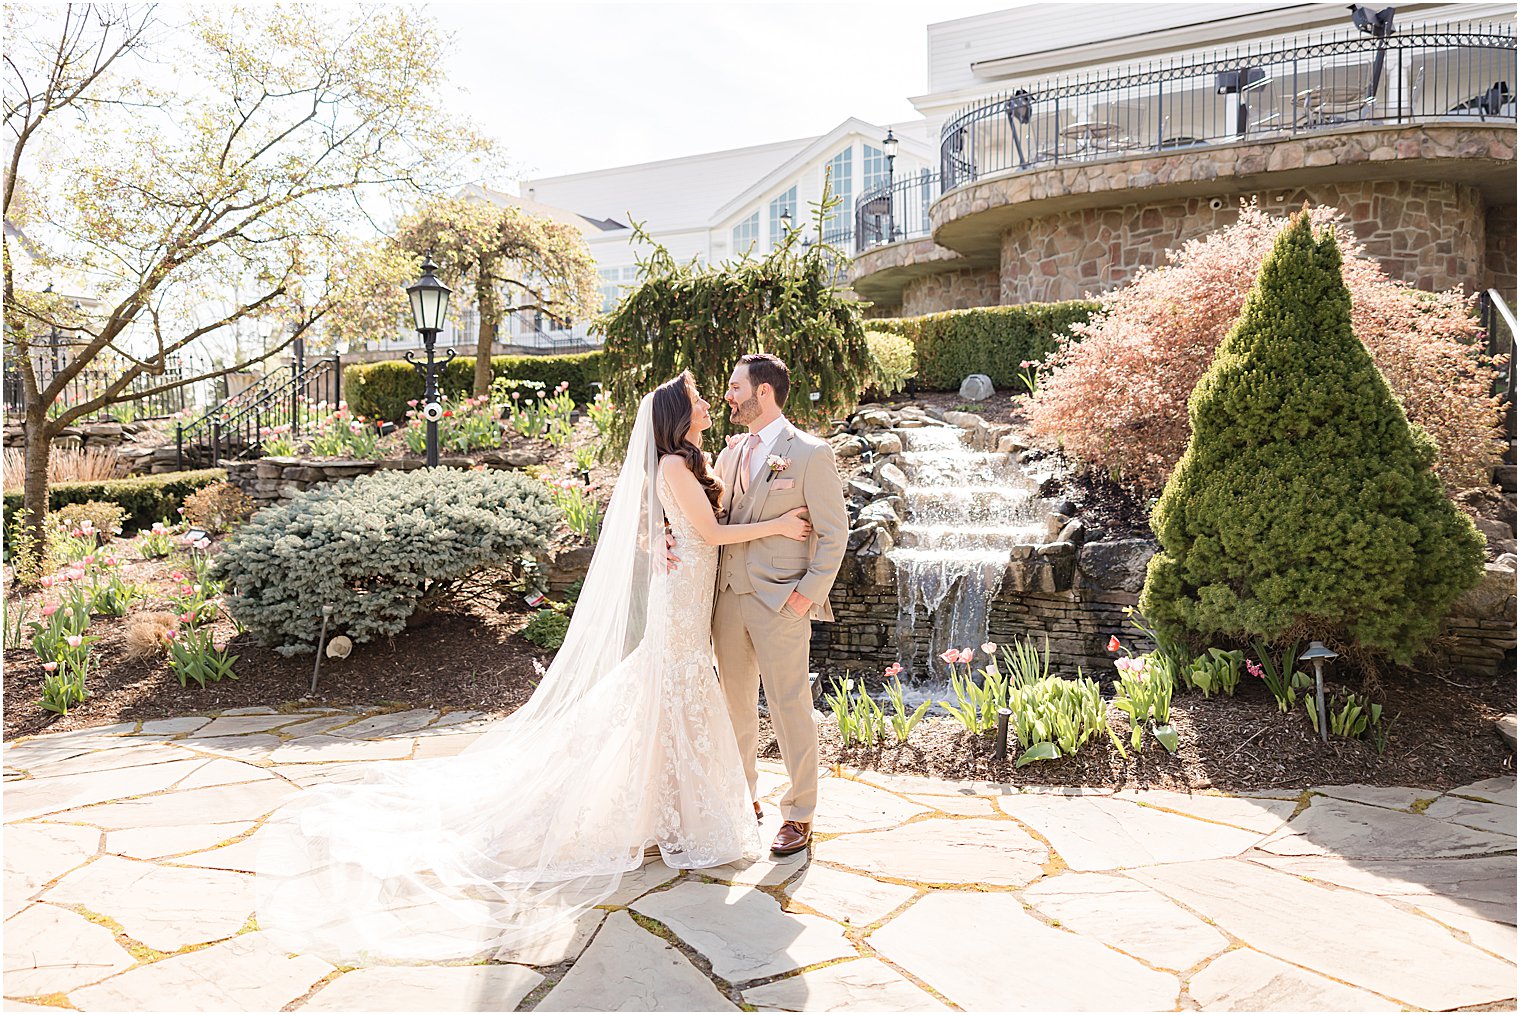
[652,371,724,515]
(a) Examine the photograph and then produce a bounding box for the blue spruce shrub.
[1138,212,1485,665]
[215,468,558,655]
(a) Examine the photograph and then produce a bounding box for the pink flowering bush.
[1027,202,1505,492]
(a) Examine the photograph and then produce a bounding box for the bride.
[255,371,812,964]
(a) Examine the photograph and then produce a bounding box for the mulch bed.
[768,664,1515,793]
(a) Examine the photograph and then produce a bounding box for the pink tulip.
[65,635,83,648]
[938,648,960,665]
[407,399,419,408]
[981,642,997,655]
[82,556,94,567]
[178,612,194,624]
[42,661,58,672]
[170,571,185,581]
[40,576,54,588]
[884,662,904,678]
[957,648,975,664]
[42,604,57,617]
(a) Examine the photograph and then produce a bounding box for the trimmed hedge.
[3,468,228,535]
[873,302,1099,390]
[344,351,604,424]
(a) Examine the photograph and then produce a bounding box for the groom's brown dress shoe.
[771,820,811,856]
[754,802,763,823]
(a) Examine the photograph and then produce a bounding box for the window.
[823,147,852,238]
[768,185,797,247]
[731,211,760,256]
[598,265,638,313]
[863,143,890,193]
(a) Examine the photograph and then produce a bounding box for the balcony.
[853,21,1516,253]
[849,20,1516,312]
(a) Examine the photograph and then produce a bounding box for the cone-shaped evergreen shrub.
[215,468,558,655]
[1138,213,1485,663]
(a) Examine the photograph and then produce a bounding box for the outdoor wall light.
[1299,640,1341,743]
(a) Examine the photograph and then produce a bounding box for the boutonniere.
[765,454,791,476]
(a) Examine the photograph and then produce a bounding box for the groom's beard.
[730,395,761,427]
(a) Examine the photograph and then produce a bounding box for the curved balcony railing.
[853,171,940,254]
[853,22,1515,256]
[939,23,1515,193]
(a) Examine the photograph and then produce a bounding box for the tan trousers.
[713,587,818,823]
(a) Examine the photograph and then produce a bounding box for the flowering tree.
[1026,202,1504,493]
[326,197,600,397]
[3,4,495,564]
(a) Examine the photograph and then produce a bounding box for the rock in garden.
[875,462,909,499]
[865,527,896,556]
[1056,517,1086,545]
[997,434,1028,455]
[1450,561,1519,618]
[958,373,995,401]
[859,500,901,536]
[847,479,883,501]
[831,436,864,459]
[325,635,353,659]
[848,524,880,552]
[870,432,902,455]
[1077,538,1158,593]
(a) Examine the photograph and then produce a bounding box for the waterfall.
[886,424,1048,696]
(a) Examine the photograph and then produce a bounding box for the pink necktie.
[737,433,763,495]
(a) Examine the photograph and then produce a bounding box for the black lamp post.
[779,207,792,247]
[883,128,899,242]
[404,253,453,467]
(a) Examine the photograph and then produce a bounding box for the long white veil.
[255,395,679,964]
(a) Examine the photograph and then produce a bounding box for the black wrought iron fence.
[854,172,940,254]
[937,23,1515,193]
[2,349,224,421]
[175,356,342,469]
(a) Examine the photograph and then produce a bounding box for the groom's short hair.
[741,353,790,408]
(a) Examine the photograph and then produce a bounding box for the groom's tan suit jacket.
[713,422,847,619]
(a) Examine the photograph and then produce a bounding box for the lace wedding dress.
[255,396,760,964]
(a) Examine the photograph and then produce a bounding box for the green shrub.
[214,468,558,655]
[1138,214,1486,664]
[520,605,571,649]
[53,501,128,540]
[873,302,1098,390]
[3,469,226,536]
[344,351,603,424]
[863,330,917,398]
[181,482,255,534]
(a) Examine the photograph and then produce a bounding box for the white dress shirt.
[745,414,791,486]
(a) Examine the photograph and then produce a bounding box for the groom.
[709,353,847,856]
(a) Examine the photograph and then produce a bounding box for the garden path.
[4,705,1515,1011]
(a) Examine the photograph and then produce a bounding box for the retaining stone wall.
[1485,203,1518,305]
[900,266,1002,316]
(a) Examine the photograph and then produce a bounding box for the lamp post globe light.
[404,252,454,468]
[779,207,792,247]
[882,128,898,242]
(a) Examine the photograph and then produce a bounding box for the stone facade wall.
[1000,179,1488,304]
[224,457,388,507]
[1484,204,1518,304]
[900,266,1002,315]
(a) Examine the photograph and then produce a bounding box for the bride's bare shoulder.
[658,454,691,478]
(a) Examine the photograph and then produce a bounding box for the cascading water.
[887,424,1049,696]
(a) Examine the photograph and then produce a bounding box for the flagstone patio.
[4,704,1516,1011]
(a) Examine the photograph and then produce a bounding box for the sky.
[430,1,1022,184]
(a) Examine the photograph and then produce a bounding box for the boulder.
[1077,538,1158,593]
[865,527,896,556]
[1450,560,1518,619]
[869,432,903,455]
[830,435,865,460]
[480,449,540,469]
[858,500,901,537]
[996,434,1029,455]
[1056,517,1086,546]
[875,462,909,499]
[958,374,996,401]
[847,524,879,552]
[847,479,883,502]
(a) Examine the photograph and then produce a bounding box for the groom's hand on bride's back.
[664,532,680,573]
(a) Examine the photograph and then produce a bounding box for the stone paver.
[2,904,136,995]
[1112,788,1297,834]
[302,965,541,1011]
[1129,858,1516,1009]
[537,911,737,1012]
[783,863,917,926]
[5,713,1514,1012]
[1188,948,1402,1011]
[823,818,1046,886]
[869,891,1179,1011]
[1021,871,1228,971]
[44,854,254,952]
[631,881,856,982]
[741,958,948,1011]
[1311,784,1432,810]
[67,931,330,1011]
[1261,796,1515,859]
[1449,776,1517,807]
[1423,794,1517,836]
[4,822,100,917]
[1000,793,1266,870]
[815,778,930,833]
